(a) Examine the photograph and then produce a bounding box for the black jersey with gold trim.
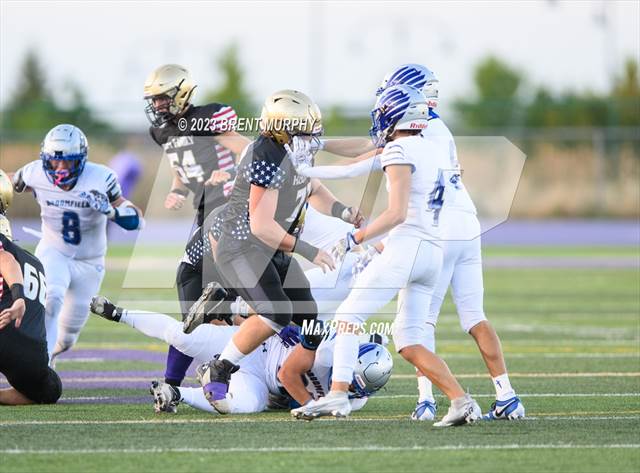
[149,103,237,223]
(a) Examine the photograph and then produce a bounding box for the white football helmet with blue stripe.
[377,64,439,108]
[370,84,430,147]
[351,343,393,398]
[40,124,88,188]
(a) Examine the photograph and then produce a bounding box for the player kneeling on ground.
[0,174,62,405]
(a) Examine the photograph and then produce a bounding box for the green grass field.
[2,246,639,473]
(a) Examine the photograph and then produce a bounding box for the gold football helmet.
[0,169,13,215]
[143,64,197,126]
[260,90,323,144]
[0,215,12,240]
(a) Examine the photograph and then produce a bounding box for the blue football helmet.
[351,343,394,398]
[40,124,88,188]
[377,64,439,108]
[369,84,430,148]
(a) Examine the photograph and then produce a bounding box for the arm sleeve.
[298,156,381,180]
[13,162,37,192]
[104,171,123,203]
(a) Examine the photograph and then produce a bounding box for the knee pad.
[39,368,62,404]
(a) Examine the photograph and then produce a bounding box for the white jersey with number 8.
[15,161,122,260]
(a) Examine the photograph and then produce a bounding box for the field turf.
[1,245,639,472]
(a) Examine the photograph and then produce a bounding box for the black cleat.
[90,295,124,322]
[183,282,229,334]
[197,356,239,414]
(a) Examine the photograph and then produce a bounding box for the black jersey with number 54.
[149,103,238,224]
[216,135,310,260]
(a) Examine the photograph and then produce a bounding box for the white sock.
[178,387,215,413]
[417,376,435,403]
[417,323,436,403]
[331,329,360,384]
[119,310,180,342]
[492,373,516,401]
[219,339,245,365]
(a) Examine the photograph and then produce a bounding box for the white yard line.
[374,393,640,399]
[2,444,639,455]
[58,392,640,402]
[1,415,638,427]
[394,372,640,379]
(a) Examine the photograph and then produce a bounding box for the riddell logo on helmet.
[409,123,428,129]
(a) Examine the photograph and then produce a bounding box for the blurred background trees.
[1,49,112,137]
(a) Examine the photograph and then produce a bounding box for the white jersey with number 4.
[378,134,452,241]
[422,117,477,217]
[16,161,122,260]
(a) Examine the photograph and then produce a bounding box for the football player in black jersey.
[0,174,62,405]
[198,90,363,413]
[144,64,251,388]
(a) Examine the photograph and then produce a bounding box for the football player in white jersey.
[89,295,392,414]
[375,65,524,421]
[294,65,524,421]
[12,124,144,362]
[292,85,482,427]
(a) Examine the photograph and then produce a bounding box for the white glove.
[285,136,313,173]
[352,246,380,280]
[81,190,114,217]
[330,231,358,263]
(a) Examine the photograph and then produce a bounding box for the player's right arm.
[10,166,33,193]
[0,247,26,330]
[249,185,334,272]
[164,169,189,210]
[277,344,316,406]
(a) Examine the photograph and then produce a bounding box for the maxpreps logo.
[46,199,89,209]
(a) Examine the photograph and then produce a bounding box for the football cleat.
[183,282,229,334]
[149,380,180,414]
[90,295,124,322]
[433,394,482,427]
[483,396,525,420]
[197,356,239,414]
[411,399,437,421]
[291,392,352,421]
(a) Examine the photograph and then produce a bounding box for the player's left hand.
[81,190,113,216]
[0,298,26,330]
[352,246,380,280]
[277,325,301,348]
[285,136,313,172]
[331,231,358,263]
[205,170,231,186]
[340,207,365,228]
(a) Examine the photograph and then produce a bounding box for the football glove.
[285,136,313,173]
[81,190,114,217]
[352,246,380,280]
[331,231,358,263]
[277,324,301,348]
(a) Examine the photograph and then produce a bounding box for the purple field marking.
[13,218,640,246]
[0,349,199,392]
[57,348,167,364]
